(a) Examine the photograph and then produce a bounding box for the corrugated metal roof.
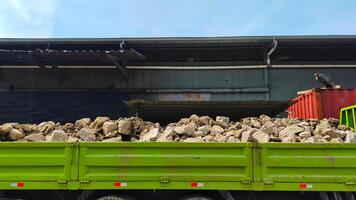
[2,35,356,66]
[1,35,356,44]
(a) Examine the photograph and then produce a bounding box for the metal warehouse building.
[0,36,356,123]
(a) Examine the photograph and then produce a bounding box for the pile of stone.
[0,115,355,143]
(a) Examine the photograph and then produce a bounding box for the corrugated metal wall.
[0,67,356,122]
[128,69,265,89]
[269,68,356,100]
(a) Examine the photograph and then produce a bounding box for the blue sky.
[0,0,355,38]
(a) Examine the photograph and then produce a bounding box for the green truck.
[1,142,356,200]
[0,106,355,200]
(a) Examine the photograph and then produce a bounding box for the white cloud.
[236,1,284,36]
[0,0,59,37]
[8,0,30,19]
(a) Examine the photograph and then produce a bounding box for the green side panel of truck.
[0,142,77,190]
[78,142,253,190]
[340,105,356,132]
[1,142,356,191]
[257,143,356,191]
[260,143,356,183]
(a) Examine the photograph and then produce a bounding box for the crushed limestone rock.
[0,115,354,143]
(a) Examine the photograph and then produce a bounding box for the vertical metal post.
[263,67,270,100]
[265,39,278,101]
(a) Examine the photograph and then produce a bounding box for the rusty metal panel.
[158,93,211,101]
[320,89,356,119]
[288,90,321,119]
[288,88,356,119]
[132,93,267,102]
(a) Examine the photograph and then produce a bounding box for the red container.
[288,88,356,119]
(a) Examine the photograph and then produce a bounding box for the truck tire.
[180,195,215,200]
[96,195,136,200]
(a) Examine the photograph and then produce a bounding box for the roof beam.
[106,54,128,79]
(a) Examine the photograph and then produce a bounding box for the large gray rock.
[192,131,204,137]
[90,117,109,129]
[173,125,186,135]
[203,135,214,142]
[227,129,243,139]
[1,123,14,133]
[8,128,25,140]
[141,128,161,142]
[62,123,75,132]
[226,136,239,143]
[251,119,262,128]
[322,128,342,138]
[157,126,174,142]
[299,131,312,139]
[210,125,224,135]
[281,118,291,126]
[345,131,356,143]
[25,133,45,142]
[279,125,304,138]
[78,128,96,141]
[102,121,118,134]
[241,118,252,126]
[252,130,270,143]
[313,119,331,135]
[260,121,278,135]
[174,124,196,136]
[241,129,255,142]
[260,115,272,125]
[274,118,284,127]
[224,130,237,137]
[281,135,297,143]
[214,133,227,142]
[189,114,200,123]
[48,130,68,141]
[216,116,230,128]
[199,116,212,125]
[104,131,117,139]
[37,121,56,134]
[14,124,35,132]
[118,119,132,135]
[75,118,91,129]
[197,125,210,135]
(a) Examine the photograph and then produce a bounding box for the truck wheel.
[180,195,215,200]
[96,195,136,200]
[3,191,39,200]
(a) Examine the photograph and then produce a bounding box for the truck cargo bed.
[0,142,356,192]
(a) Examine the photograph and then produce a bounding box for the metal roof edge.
[1,35,356,44]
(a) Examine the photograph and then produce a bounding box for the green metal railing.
[340,105,356,132]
